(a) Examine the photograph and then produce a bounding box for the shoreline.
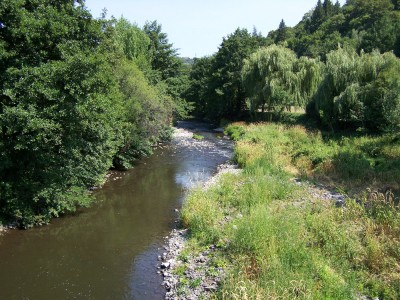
[158,163,240,300]
[157,125,238,299]
[157,164,349,299]
[157,125,353,299]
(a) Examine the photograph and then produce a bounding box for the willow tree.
[312,47,400,131]
[242,45,322,119]
[113,18,152,72]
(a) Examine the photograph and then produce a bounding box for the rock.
[335,199,346,208]
[157,126,236,299]
[204,285,217,291]
[331,194,345,201]
[195,256,206,263]
[161,262,170,269]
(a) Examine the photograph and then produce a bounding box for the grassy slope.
[181,122,400,299]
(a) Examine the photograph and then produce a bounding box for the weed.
[193,134,205,140]
[189,278,202,288]
[181,122,400,299]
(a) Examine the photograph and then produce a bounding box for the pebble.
[159,217,227,300]
[293,178,349,208]
[161,262,170,269]
[157,126,237,299]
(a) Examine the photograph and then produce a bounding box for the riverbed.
[0,121,233,300]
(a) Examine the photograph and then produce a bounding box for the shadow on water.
[0,121,233,300]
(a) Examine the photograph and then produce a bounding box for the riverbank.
[156,125,236,299]
[0,221,18,235]
[159,163,240,300]
[162,122,400,299]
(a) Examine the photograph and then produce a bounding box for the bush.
[0,51,123,227]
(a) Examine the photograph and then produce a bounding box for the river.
[0,121,233,300]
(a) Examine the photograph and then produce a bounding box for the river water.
[0,121,233,300]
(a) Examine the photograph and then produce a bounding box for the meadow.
[181,122,400,299]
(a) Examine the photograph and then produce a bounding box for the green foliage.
[275,19,288,44]
[311,48,400,132]
[185,56,214,118]
[112,59,174,170]
[284,0,400,59]
[143,20,192,119]
[186,0,400,131]
[242,45,322,119]
[196,28,268,122]
[0,1,177,226]
[113,17,152,72]
[308,0,326,33]
[192,134,204,140]
[1,49,123,227]
[143,20,182,81]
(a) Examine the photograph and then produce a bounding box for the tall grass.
[181,122,400,299]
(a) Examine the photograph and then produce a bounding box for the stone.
[335,199,346,208]
[204,285,217,291]
[161,262,170,269]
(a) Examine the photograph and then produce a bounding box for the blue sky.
[84,0,346,58]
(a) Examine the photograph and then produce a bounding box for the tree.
[112,59,174,169]
[0,0,177,226]
[205,28,267,121]
[334,0,341,14]
[143,20,181,82]
[311,48,400,131]
[323,0,334,17]
[308,0,326,32]
[242,45,322,118]
[358,12,400,54]
[345,0,394,30]
[143,20,191,119]
[113,18,152,71]
[275,19,288,44]
[185,56,214,117]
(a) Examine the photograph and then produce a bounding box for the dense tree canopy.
[0,0,185,226]
[187,28,267,121]
[242,45,322,118]
[186,0,400,132]
[184,56,214,118]
[113,18,152,71]
[143,20,182,82]
[310,48,400,131]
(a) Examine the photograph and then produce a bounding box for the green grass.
[226,122,400,194]
[193,134,205,140]
[181,121,400,299]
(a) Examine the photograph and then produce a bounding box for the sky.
[84,0,346,58]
